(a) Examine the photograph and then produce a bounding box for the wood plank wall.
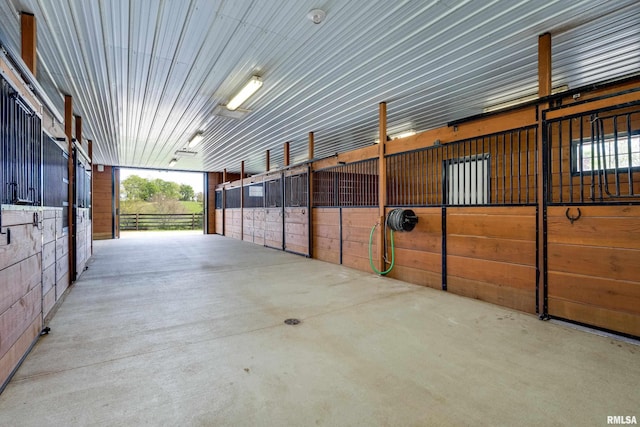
[0,208,43,390]
[75,208,91,276]
[93,165,114,240]
[224,209,242,240]
[341,208,379,273]
[206,172,223,234]
[446,207,537,313]
[284,207,308,255]
[243,208,266,245]
[387,207,442,290]
[312,208,340,264]
[264,208,283,249]
[547,205,640,336]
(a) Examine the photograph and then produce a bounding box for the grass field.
[121,200,203,214]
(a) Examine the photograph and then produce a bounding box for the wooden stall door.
[284,169,309,256]
[264,176,284,250]
[546,206,640,337]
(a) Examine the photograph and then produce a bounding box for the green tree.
[122,175,154,201]
[152,179,180,200]
[179,184,195,201]
[195,192,203,203]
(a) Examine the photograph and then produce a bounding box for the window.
[573,133,640,173]
[445,154,490,205]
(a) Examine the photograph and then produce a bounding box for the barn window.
[445,154,490,205]
[572,133,640,173]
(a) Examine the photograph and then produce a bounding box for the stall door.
[544,102,640,338]
[264,176,284,250]
[284,168,310,256]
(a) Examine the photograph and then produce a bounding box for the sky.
[120,167,204,193]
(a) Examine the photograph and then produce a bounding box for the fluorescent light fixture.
[168,158,178,167]
[391,130,416,140]
[175,149,198,157]
[226,76,263,111]
[483,85,569,113]
[212,105,251,120]
[188,132,204,148]
[375,129,417,144]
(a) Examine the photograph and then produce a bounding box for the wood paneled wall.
[0,208,42,391]
[312,208,340,264]
[341,208,379,273]
[284,207,308,255]
[93,165,115,240]
[387,207,442,290]
[547,206,640,336]
[446,207,537,313]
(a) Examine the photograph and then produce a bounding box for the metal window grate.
[1,75,42,205]
[312,158,378,207]
[214,189,223,209]
[265,178,283,208]
[547,104,640,203]
[225,187,241,208]
[386,126,537,206]
[43,134,69,226]
[285,173,308,207]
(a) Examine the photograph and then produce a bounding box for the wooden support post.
[378,102,387,272]
[284,142,290,167]
[538,33,552,98]
[537,33,551,318]
[75,116,82,147]
[20,12,37,76]
[65,95,74,285]
[240,161,245,241]
[266,150,270,172]
[223,168,227,183]
[308,132,314,160]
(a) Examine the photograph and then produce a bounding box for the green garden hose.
[368,222,395,275]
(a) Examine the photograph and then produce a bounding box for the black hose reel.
[386,208,418,232]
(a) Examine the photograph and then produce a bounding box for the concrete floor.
[0,231,638,426]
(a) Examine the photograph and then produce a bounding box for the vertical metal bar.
[517,130,522,203]
[509,132,514,204]
[568,121,573,203]
[441,206,447,291]
[474,138,478,204]
[502,133,506,204]
[613,116,620,196]
[598,118,608,199]
[590,116,596,200]
[628,114,634,195]
[579,117,584,203]
[595,118,603,200]
[558,120,563,203]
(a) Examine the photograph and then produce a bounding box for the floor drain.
[284,318,301,325]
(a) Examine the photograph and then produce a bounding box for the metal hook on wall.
[565,208,582,224]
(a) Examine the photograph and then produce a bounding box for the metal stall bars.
[1,73,42,205]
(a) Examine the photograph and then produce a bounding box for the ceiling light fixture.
[226,76,263,111]
[188,132,204,148]
[175,149,198,157]
[375,129,417,143]
[168,158,177,167]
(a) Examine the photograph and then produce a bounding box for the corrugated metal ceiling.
[0,0,638,173]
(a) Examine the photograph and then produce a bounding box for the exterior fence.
[120,213,203,231]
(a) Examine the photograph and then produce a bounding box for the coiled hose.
[368,208,417,275]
